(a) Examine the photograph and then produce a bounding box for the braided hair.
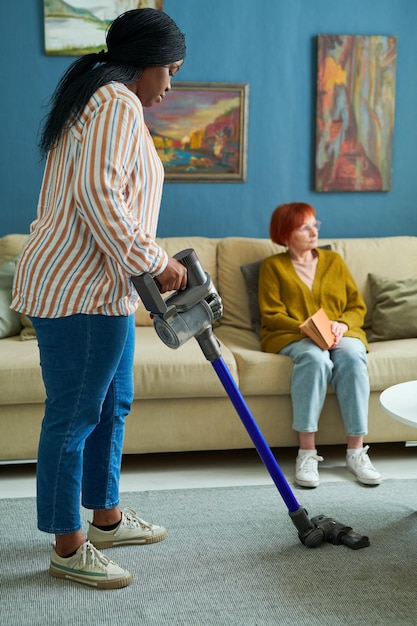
[39,8,186,157]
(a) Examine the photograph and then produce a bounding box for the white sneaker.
[295,452,324,488]
[50,541,132,589]
[87,507,167,549]
[346,446,382,485]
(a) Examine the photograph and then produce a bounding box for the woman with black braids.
[11,8,186,589]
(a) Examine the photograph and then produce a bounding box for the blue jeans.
[30,314,135,535]
[280,337,369,436]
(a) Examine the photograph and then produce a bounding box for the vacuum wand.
[131,249,370,550]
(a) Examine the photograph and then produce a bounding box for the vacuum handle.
[131,248,195,316]
[131,273,168,316]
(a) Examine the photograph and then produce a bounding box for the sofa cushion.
[367,338,417,390]
[0,258,22,338]
[0,235,30,339]
[0,233,28,264]
[367,273,417,341]
[0,336,45,403]
[133,327,238,399]
[217,237,283,331]
[20,314,37,341]
[215,326,293,395]
[0,326,239,405]
[0,234,38,340]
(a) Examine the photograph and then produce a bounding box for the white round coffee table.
[380,381,417,429]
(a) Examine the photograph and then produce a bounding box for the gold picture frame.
[143,82,249,182]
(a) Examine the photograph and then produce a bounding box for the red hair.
[269,202,316,245]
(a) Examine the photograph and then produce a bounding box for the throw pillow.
[20,313,37,341]
[0,258,22,338]
[240,245,332,336]
[0,233,28,264]
[367,273,417,342]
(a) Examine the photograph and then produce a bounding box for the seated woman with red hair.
[258,202,381,488]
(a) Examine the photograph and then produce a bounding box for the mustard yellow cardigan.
[258,248,368,354]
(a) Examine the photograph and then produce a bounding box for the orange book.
[299,308,334,350]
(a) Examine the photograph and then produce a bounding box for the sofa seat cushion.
[133,327,238,399]
[0,336,45,404]
[367,338,417,390]
[0,258,22,338]
[215,326,293,395]
[218,329,417,398]
[0,234,29,264]
[0,326,239,405]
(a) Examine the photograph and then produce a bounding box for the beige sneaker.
[49,541,132,589]
[87,507,167,549]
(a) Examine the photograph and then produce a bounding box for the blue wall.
[1,0,416,239]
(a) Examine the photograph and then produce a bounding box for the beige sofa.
[2,233,417,463]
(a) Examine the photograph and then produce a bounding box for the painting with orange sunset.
[143,82,249,182]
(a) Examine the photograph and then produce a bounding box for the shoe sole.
[89,527,168,549]
[295,479,319,488]
[49,564,132,589]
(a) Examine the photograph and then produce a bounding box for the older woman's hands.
[330,321,348,347]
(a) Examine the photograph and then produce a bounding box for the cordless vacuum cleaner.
[132,249,369,550]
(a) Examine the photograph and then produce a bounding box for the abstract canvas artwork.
[143,82,249,182]
[315,35,397,192]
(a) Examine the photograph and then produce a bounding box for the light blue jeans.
[29,314,135,535]
[280,337,369,436]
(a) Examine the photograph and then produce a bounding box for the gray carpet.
[1,480,416,626]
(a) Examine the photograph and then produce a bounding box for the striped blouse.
[11,82,168,318]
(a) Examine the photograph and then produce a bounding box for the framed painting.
[43,1,163,56]
[143,82,249,182]
[315,34,397,192]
